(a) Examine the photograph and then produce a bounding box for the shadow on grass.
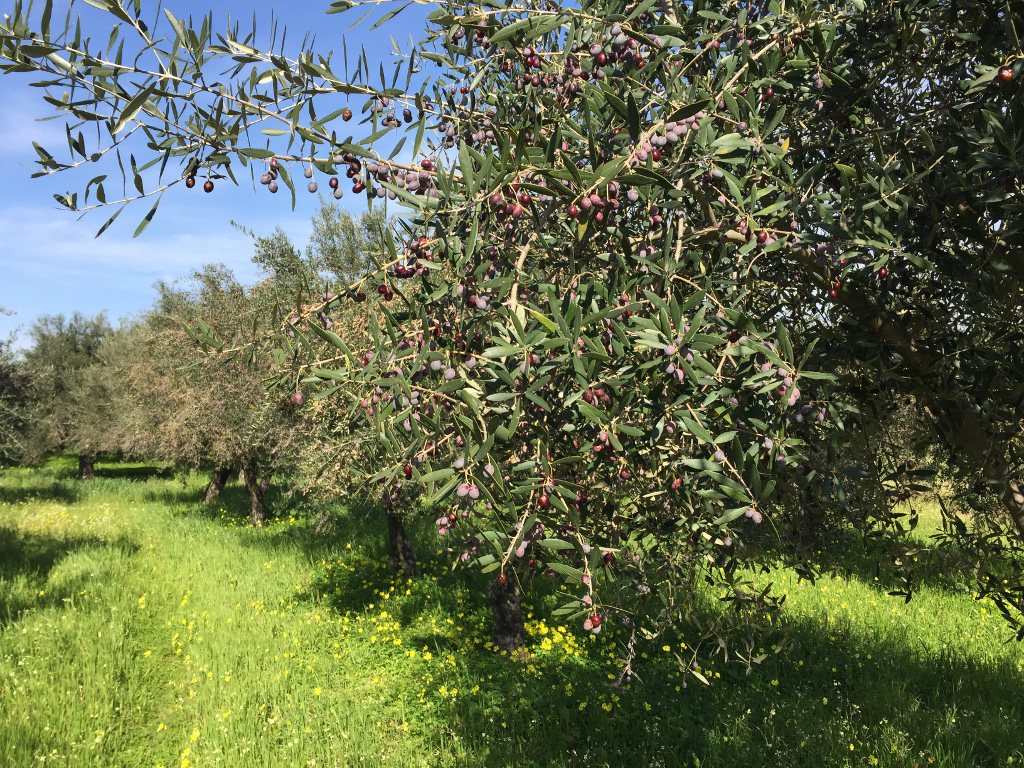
[0,473,203,510]
[0,480,82,507]
[134,482,223,512]
[221,489,388,560]
[92,463,174,482]
[747,519,980,605]
[431,605,1024,768]
[0,455,175,506]
[0,524,134,627]
[302,513,1024,768]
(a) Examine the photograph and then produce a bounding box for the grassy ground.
[1,458,1023,767]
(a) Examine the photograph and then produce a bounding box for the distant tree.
[306,203,394,286]
[69,326,143,472]
[122,264,307,523]
[234,200,422,568]
[21,312,114,478]
[235,200,422,566]
[240,200,396,297]
[273,202,423,573]
[0,309,30,467]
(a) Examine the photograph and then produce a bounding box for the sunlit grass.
[1,457,1023,767]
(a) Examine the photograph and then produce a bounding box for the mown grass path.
[2,459,1024,767]
[0,461,436,767]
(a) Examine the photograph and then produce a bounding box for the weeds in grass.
[1,458,1023,767]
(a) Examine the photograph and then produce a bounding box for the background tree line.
[0,201,391,525]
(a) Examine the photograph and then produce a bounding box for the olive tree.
[0,309,31,467]
[19,312,116,478]
[121,264,309,524]
[751,0,1024,623]
[1,0,1022,666]
[259,201,427,574]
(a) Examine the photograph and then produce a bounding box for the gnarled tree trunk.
[487,569,525,656]
[242,458,272,527]
[202,465,232,504]
[78,453,95,480]
[929,398,1024,539]
[1002,478,1024,538]
[386,511,419,577]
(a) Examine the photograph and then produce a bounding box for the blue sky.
[0,0,431,347]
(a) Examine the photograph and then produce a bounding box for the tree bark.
[386,511,419,577]
[1001,478,1024,540]
[78,453,95,480]
[928,399,1024,539]
[242,459,272,527]
[202,466,232,504]
[659,0,678,25]
[487,569,525,655]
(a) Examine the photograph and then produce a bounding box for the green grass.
[1,457,1023,767]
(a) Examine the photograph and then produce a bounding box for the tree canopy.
[0,309,31,467]
[1,0,1022,663]
[18,312,117,475]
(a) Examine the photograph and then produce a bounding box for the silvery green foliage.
[3,0,1023,663]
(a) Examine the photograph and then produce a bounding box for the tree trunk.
[202,466,232,504]
[487,569,525,656]
[386,511,419,577]
[929,398,1024,539]
[78,453,95,480]
[1002,478,1024,539]
[659,0,678,24]
[242,459,272,527]
[237,465,247,488]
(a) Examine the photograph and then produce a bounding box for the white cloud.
[0,204,253,280]
[0,202,261,347]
